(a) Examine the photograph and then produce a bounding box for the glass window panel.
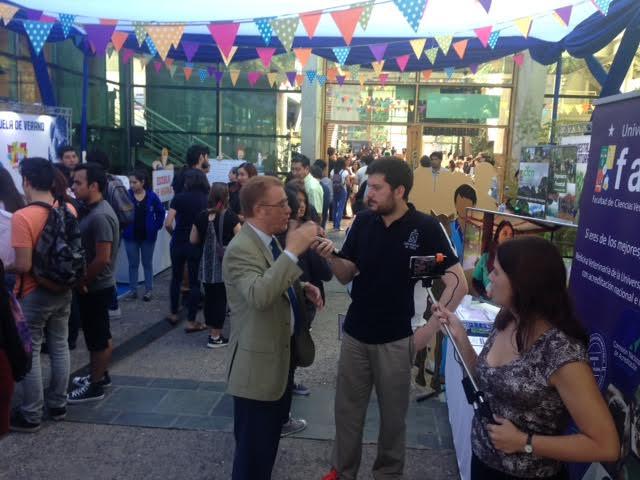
[325,84,415,123]
[145,85,217,133]
[545,54,601,96]
[419,58,513,85]
[220,135,289,172]
[221,91,276,135]
[418,86,510,125]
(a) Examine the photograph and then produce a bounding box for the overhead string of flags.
[0,0,615,88]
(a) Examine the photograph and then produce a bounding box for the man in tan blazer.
[223,175,322,480]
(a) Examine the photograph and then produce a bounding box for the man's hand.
[286,221,320,257]
[313,237,335,259]
[303,282,324,310]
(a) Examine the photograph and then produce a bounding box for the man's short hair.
[86,149,110,171]
[310,165,323,179]
[19,157,55,191]
[361,155,374,166]
[74,162,107,193]
[314,159,327,170]
[419,155,430,168]
[327,147,335,157]
[292,154,311,168]
[57,145,76,160]
[454,184,477,205]
[240,176,283,218]
[366,158,413,200]
[186,145,210,168]
[430,151,443,161]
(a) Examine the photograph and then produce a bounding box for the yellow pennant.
[409,38,426,59]
[371,60,385,74]
[229,69,240,86]
[267,72,279,87]
[513,17,532,38]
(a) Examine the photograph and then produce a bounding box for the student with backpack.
[331,159,349,231]
[8,157,83,432]
[190,182,240,348]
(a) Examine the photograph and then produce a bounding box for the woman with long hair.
[473,220,514,298]
[122,169,165,301]
[190,182,240,348]
[0,166,25,213]
[437,236,619,479]
[229,162,258,220]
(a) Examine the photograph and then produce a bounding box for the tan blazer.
[222,223,312,402]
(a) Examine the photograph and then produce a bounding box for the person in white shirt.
[291,155,323,217]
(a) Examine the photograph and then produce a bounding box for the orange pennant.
[100,18,119,26]
[293,48,313,68]
[331,7,364,45]
[327,67,338,83]
[421,70,432,81]
[146,25,176,61]
[300,11,322,39]
[267,72,279,87]
[111,31,128,52]
[296,74,304,87]
[452,39,468,60]
[229,70,240,86]
[183,66,193,81]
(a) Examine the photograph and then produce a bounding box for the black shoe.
[48,407,67,421]
[10,411,41,433]
[143,291,153,302]
[72,371,112,388]
[67,382,105,404]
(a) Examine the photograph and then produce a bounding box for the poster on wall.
[547,146,579,224]
[517,150,550,219]
[568,91,640,480]
[0,110,70,192]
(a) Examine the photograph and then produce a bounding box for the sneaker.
[143,291,153,302]
[292,382,310,396]
[123,291,137,301]
[67,382,105,404]
[207,335,229,349]
[108,307,122,320]
[48,406,67,421]
[10,411,41,433]
[321,469,339,480]
[280,417,307,437]
[72,371,112,389]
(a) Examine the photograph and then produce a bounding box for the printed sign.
[152,169,175,203]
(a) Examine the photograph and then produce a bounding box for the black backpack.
[29,202,86,293]
[332,170,344,197]
[106,175,135,228]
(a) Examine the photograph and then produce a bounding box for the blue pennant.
[306,70,317,84]
[145,35,158,57]
[23,20,54,55]
[393,0,427,33]
[255,17,275,46]
[58,13,75,38]
[488,30,500,49]
[316,74,327,86]
[332,47,350,66]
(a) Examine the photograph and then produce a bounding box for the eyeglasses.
[259,200,289,209]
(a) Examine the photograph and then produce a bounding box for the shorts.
[78,286,114,352]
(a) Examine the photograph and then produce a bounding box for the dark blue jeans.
[124,239,156,294]
[333,188,347,230]
[170,243,201,322]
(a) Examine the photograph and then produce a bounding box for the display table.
[115,224,172,285]
[445,301,498,480]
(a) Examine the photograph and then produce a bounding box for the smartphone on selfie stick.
[411,256,496,424]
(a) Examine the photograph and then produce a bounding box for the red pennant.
[421,70,432,81]
[183,66,193,81]
[379,73,389,86]
[331,7,364,45]
[208,23,240,58]
[99,18,119,26]
[256,47,276,68]
[474,26,493,48]
[293,48,313,68]
[111,31,128,52]
[122,49,135,64]
[452,39,468,60]
[300,11,322,39]
[395,54,410,72]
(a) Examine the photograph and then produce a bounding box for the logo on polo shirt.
[404,229,419,250]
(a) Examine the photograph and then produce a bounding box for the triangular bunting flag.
[267,72,279,87]
[392,0,426,32]
[208,66,217,77]
[255,17,275,45]
[286,71,297,87]
[514,17,532,38]
[107,45,116,58]
[300,11,322,39]
[220,46,238,66]
[369,43,388,62]
[145,25,176,61]
[213,70,224,85]
[165,58,174,69]
[153,61,163,74]
[553,6,573,27]
[122,48,135,64]
[379,73,389,86]
[99,19,118,26]
[371,60,385,74]
[395,54,410,72]
[25,9,42,21]
[41,15,58,23]
[317,75,327,86]
[478,0,492,13]
[271,16,299,51]
[140,54,153,66]
[168,64,177,78]
[169,25,184,48]
[336,75,346,86]
[23,21,54,55]
[435,35,453,55]
[331,7,364,45]
[0,4,18,25]
[421,70,432,81]
[84,24,116,55]
[452,39,468,60]
[424,47,438,65]
[208,23,240,58]
[183,64,193,81]
[306,70,317,84]
[333,47,350,66]
[358,74,366,87]
[474,26,492,48]
[592,0,612,15]
[182,41,199,62]
[327,67,338,83]
[58,13,74,37]
[111,31,128,52]
[469,64,479,74]
[488,30,500,49]
[293,48,312,68]
[257,47,277,69]
[356,1,375,30]
[145,36,159,57]
[229,70,240,86]
[198,68,208,83]
[296,74,304,87]
[247,71,262,87]
[409,38,426,60]
[513,53,525,67]
[444,67,455,79]
[133,22,147,46]
[348,64,360,78]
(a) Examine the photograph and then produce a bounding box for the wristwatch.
[524,433,534,454]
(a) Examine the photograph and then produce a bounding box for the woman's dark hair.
[366,158,413,200]
[238,162,258,178]
[52,168,74,204]
[494,236,588,351]
[183,169,210,194]
[130,169,150,190]
[0,166,25,213]
[208,182,229,213]
[284,187,301,221]
[487,220,514,272]
[285,180,318,223]
[334,159,346,173]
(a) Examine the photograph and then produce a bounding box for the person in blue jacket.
[122,169,165,301]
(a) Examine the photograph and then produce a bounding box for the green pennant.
[133,22,147,46]
[356,1,375,31]
[270,16,299,51]
[425,47,438,64]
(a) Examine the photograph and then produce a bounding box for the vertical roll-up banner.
[569,91,640,480]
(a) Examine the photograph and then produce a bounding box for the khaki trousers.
[333,333,415,479]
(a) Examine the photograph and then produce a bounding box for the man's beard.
[369,198,395,215]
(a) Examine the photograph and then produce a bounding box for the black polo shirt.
[340,204,458,344]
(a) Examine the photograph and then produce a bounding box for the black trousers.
[471,454,568,480]
[232,342,295,480]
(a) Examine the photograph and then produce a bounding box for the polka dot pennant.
[348,64,360,79]
[145,35,158,57]
[424,47,438,65]
[591,0,612,15]
[133,22,147,46]
[255,17,275,46]
[306,70,317,85]
[435,35,452,55]
[316,74,327,86]
[198,68,208,82]
[58,13,75,38]
[487,30,500,49]
[146,25,176,61]
[333,47,350,66]
[270,16,299,51]
[23,20,54,55]
[392,0,426,33]
[356,1,374,31]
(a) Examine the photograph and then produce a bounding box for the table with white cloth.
[445,300,499,480]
